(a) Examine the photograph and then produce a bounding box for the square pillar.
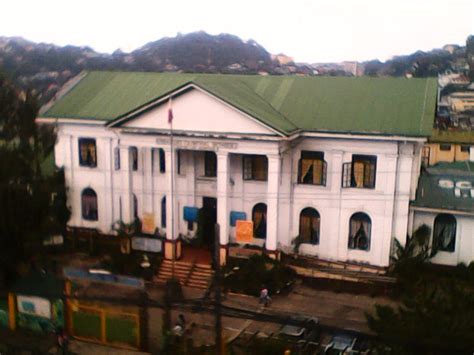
[266,154,281,252]
[164,147,181,259]
[120,146,133,224]
[217,152,230,265]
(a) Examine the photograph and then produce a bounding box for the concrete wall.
[413,211,474,266]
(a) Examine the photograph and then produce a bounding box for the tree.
[367,280,474,354]
[368,226,474,354]
[467,35,474,81]
[0,73,69,286]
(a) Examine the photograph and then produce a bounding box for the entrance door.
[200,197,217,249]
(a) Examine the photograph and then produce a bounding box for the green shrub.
[222,255,296,296]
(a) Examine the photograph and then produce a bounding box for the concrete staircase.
[154,259,214,289]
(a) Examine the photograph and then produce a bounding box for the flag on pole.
[168,97,173,124]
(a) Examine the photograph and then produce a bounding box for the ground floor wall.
[412,210,474,266]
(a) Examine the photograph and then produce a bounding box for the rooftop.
[412,161,474,213]
[40,71,438,137]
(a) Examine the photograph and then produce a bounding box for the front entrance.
[200,197,217,250]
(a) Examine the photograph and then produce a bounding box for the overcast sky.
[1,0,472,63]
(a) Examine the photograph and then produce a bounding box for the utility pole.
[214,223,223,355]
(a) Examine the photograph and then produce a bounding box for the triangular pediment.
[116,86,279,136]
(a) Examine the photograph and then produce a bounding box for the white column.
[217,152,230,245]
[143,148,154,214]
[266,154,281,251]
[164,148,178,240]
[102,138,114,232]
[120,146,133,224]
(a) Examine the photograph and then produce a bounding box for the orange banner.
[236,220,253,243]
[141,213,155,234]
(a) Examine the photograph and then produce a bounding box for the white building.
[37,71,437,267]
[411,161,474,266]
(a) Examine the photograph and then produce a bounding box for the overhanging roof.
[40,71,438,137]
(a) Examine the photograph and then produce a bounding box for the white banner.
[132,237,162,253]
[17,295,51,319]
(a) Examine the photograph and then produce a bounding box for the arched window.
[433,214,456,252]
[82,188,98,221]
[161,197,167,228]
[252,203,267,239]
[348,212,371,251]
[299,208,320,245]
[132,194,138,220]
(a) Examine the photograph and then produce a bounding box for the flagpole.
[169,97,176,280]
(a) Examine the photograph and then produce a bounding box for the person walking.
[259,286,271,306]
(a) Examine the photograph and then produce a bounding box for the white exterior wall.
[50,88,425,267]
[412,211,474,266]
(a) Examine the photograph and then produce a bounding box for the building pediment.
[113,86,280,136]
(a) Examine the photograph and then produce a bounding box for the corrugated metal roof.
[41,71,438,136]
[412,162,474,213]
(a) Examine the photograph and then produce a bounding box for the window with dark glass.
[79,138,97,167]
[440,144,452,151]
[132,194,138,220]
[177,150,182,175]
[299,208,320,245]
[82,188,98,221]
[204,151,217,177]
[114,147,120,170]
[433,214,456,252]
[460,145,470,153]
[130,147,138,171]
[161,197,167,228]
[159,148,166,173]
[348,212,371,251]
[243,155,268,181]
[298,151,326,185]
[342,155,377,189]
[252,203,267,239]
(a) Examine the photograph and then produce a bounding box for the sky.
[1,0,473,63]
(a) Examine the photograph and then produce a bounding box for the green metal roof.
[412,162,474,213]
[429,129,474,144]
[41,71,438,136]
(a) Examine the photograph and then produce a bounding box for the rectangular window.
[159,148,166,173]
[130,147,138,171]
[298,151,326,185]
[342,155,377,189]
[243,155,268,181]
[440,144,452,151]
[177,150,182,175]
[460,145,470,153]
[114,147,120,170]
[204,152,217,177]
[78,138,97,167]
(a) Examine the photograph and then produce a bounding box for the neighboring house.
[411,161,474,266]
[423,130,474,167]
[36,71,437,267]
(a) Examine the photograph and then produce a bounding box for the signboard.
[132,236,162,253]
[236,220,253,243]
[17,295,51,319]
[141,213,156,234]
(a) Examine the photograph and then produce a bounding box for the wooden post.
[8,292,16,331]
[214,224,222,355]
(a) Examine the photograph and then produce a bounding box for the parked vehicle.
[279,316,320,352]
[324,333,370,355]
